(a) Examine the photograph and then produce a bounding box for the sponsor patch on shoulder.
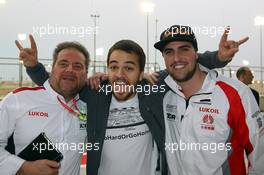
[166,104,177,113]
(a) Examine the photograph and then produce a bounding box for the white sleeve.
[241,87,264,174]
[0,93,25,174]
[248,110,264,175]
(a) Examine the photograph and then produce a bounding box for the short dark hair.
[236,66,249,79]
[52,41,90,71]
[107,40,146,71]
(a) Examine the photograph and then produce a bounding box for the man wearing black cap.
[145,25,248,84]
[154,25,264,175]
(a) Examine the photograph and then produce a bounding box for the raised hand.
[218,26,249,62]
[87,72,108,90]
[15,34,38,67]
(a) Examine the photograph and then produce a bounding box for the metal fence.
[1,57,263,110]
[0,57,161,86]
[1,57,264,84]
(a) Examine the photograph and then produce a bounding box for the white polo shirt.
[0,80,87,175]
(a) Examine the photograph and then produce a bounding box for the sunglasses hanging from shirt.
[57,96,87,121]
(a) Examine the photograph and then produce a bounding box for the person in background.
[236,66,260,106]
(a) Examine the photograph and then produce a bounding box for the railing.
[0,57,161,83]
[0,57,161,100]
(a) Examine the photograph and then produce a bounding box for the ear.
[139,71,144,81]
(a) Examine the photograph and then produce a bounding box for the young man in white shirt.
[154,24,264,175]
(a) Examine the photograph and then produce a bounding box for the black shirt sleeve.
[197,51,230,69]
[26,63,50,86]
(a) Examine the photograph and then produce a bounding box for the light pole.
[141,1,155,72]
[96,47,105,72]
[17,33,26,87]
[254,16,264,86]
[91,14,100,74]
[154,18,158,72]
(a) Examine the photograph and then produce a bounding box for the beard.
[174,64,197,82]
[175,64,197,83]
[58,83,81,98]
[49,75,84,100]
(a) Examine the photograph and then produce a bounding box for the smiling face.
[49,48,87,101]
[162,41,198,82]
[107,49,143,101]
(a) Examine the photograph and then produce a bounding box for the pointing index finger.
[238,37,249,46]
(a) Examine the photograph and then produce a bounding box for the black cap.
[154,25,198,52]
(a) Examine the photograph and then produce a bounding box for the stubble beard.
[171,63,197,83]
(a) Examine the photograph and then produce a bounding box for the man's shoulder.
[0,86,46,108]
[12,86,46,101]
[216,75,251,96]
[216,74,247,89]
[12,86,46,94]
[10,86,47,101]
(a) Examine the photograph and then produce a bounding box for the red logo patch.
[202,114,214,124]
[28,111,49,117]
[201,114,215,130]
[199,107,219,114]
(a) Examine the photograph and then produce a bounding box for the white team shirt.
[0,80,87,175]
[98,94,158,175]
[163,68,264,175]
